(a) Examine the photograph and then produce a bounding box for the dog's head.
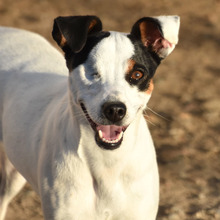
[52,15,180,150]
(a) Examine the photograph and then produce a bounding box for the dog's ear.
[52,15,102,53]
[130,16,180,59]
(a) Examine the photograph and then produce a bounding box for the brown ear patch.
[133,18,174,58]
[89,19,98,32]
[139,21,159,46]
[59,35,67,48]
[139,21,163,51]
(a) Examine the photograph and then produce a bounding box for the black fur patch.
[126,35,161,91]
[64,31,110,70]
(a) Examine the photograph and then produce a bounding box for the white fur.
[154,16,180,58]
[156,16,180,44]
[0,17,179,219]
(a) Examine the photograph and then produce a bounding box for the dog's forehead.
[71,31,134,70]
[89,31,134,64]
[87,31,159,80]
[71,30,159,76]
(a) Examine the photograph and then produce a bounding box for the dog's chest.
[67,121,159,219]
[78,162,150,219]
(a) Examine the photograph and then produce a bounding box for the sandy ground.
[0,0,220,219]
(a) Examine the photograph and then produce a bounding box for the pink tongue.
[97,125,122,140]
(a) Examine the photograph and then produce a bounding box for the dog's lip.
[80,103,128,150]
[80,102,97,130]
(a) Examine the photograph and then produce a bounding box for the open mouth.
[80,103,128,150]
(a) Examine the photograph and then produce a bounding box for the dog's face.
[52,15,179,150]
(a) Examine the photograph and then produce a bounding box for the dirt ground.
[0,0,220,219]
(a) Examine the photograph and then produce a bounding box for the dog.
[0,15,179,220]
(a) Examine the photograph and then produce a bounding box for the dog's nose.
[102,102,126,123]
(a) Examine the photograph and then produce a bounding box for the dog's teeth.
[103,137,107,142]
[118,131,123,140]
[100,131,124,144]
[98,130,103,139]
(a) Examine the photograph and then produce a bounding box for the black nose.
[102,102,126,123]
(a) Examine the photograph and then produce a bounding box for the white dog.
[0,15,179,220]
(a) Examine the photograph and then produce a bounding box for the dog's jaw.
[80,103,128,150]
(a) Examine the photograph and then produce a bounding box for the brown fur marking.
[146,79,154,94]
[89,19,98,32]
[126,59,136,74]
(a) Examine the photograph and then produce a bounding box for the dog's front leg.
[38,148,95,220]
[0,148,26,220]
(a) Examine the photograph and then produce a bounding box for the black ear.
[52,15,102,53]
[130,16,179,59]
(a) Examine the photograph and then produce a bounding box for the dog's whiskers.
[146,107,169,121]
[143,111,156,126]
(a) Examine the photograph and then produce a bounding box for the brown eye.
[131,71,143,80]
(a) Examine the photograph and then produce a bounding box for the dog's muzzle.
[80,102,128,150]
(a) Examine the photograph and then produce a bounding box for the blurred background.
[0,0,219,219]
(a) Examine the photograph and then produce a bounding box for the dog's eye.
[130,71,143,80]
